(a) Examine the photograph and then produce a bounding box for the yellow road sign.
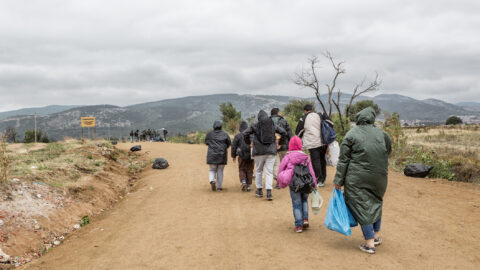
[81,117,96,127]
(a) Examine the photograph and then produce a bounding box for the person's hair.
[303,104,313,111]
[270,108,280,116]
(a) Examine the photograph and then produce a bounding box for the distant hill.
[456,102,480,112]
[1,93,479,141]
[0,105,81,120]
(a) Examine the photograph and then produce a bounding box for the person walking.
[270,108,292,189]
[134,130,139,142]
[295,104,327,187]
[333,107,391,254]
[205,120,231,191]
[231,121,254,192]
[277,136,317,233]
[129,130,134,143]
[163,128,168,141]
[242,110,287,201]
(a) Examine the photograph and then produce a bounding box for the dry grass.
[0,135,12,186]
[406,126,480,159]
[5,139,124,188]
[404,125,480,183]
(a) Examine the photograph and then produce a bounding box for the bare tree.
[293,56,328,114]
[4,126,17,143]
[294,51,381,133]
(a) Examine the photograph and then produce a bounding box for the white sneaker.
[317,182,325,187]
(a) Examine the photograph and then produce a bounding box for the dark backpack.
[320,113,336,145]
[237,134,252,160]
[289,160,315,193]
[258,118,276,144]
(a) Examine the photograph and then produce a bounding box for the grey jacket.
[242,110,287,156]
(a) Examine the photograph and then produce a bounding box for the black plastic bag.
[404,163,433,178]
[130,145,142,152]
[152,158,169,169]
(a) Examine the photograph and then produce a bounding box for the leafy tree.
[4,126,17,143]
[24,129,49,143]
[445,116,462,125]
[246,114,256,125]
[348,101,381,122]
[219,102,241,134]
[383,111,406,157]
[283,99,316,132]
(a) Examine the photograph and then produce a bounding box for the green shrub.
[24,129,49,143]
[404,146,456,181]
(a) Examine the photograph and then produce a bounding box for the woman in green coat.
[333,107,392,254]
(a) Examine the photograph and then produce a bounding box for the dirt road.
[22,142,480,270]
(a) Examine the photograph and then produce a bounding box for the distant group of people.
[204,105,391,254]
[129,128,168,142]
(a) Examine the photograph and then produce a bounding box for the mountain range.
[1,93,479,141]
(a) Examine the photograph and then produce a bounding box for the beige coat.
[300,112,322,150]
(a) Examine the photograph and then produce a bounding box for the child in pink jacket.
[278,136,317,233]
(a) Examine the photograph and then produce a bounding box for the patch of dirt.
[18,142,480,270]
[0,142,144,268]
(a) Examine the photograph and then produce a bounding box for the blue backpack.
[320,113,337,145]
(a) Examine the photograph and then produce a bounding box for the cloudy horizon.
[1,0,479,112]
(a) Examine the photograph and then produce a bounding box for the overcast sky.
[1,0,479,111]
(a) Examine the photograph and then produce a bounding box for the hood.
[355,107,376,125]
[257,110,268,122]
[213,120,223,130]
[239,121,248,132]
[288,136,303,151]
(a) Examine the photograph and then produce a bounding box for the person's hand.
[333,183,342,190]
[232,157,236,163]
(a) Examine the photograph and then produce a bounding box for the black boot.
[255,188,263,198]
[266,189,273,201]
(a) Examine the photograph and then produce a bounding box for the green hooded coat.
[333,107,392,225]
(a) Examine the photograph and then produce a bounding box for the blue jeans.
[360,217,382,240]
[289,189,309,227]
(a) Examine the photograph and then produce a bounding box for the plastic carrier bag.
[325,141,340,167]
[324,189,352,236]
[310,190,324,215]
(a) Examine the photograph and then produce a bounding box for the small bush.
[80,216,90,227]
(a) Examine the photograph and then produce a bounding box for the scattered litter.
[12,178,20,183]
[0,248,10,262]
[36,194,42,199]
[34,224,41,230]
[30,165,37,169]
[73,224,81,229]
[0,220,4,226]
[53,240,61,246]
[33,181,46,186]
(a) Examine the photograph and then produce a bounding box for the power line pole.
[34,112,37,143]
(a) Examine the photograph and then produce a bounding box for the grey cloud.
[1,0,479,111]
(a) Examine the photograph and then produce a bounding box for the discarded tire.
[130,145,142,152]
[404,163,433,178]
[152,158,169,169]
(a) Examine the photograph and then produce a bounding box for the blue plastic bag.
[324,189,351,236]
[346,204,358,227]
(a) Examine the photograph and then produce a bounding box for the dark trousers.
[238,157,254,185]
[309,145,327,183]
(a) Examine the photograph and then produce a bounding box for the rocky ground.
[0,141,144,269]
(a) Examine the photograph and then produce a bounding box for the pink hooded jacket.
[277,136,317,188]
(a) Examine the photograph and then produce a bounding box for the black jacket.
[242,110,287,157]
[270,115,292,151]
[205,121,231,165]
[231,121,253,160]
